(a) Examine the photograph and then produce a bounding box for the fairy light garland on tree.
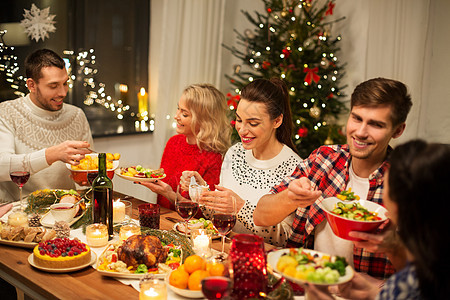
[224,0,347,157]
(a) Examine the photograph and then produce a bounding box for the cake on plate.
[33,238,91,268]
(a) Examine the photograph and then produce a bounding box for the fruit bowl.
[165,272,203,298]
[66,153,119,185]
[322,197,388,241]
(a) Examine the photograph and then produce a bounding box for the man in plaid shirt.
[254,78,412,279]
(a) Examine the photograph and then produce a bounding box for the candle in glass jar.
[192,229,211,258]
[8,211,28,227]
[139,278,167,300]
[119,224,141,241]
[113,199,126,223]
[86,223,108,247]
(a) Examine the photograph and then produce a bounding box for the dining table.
[0,191,278,300]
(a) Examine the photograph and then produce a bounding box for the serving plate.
[95,242,173,279]
[28,252,97,273]
[165,272,204,299]
[115,169,166,183]
[0,238,37,249]
[172,222,220,239]
[267,248,354,286]
[40,211,85,228]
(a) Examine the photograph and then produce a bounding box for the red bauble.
[297,127,308,138]
[230,120,236,127]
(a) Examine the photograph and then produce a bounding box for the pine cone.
[53,221,70,238]
[28,213,41,227]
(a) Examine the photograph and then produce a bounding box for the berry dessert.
[33,238,91,268]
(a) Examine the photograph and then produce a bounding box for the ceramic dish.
[172,222,220,239]
[28,252,96,273]
[40,210,85,228]
[322,197,388,241]
[165,272,204,298]
[267,248,354,286]
[0,238,37,249]
[115,169,166,183]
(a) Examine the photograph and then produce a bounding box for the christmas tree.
[224,0,347,158]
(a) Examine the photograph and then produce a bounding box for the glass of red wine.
[176,185,200,238]
[213,196,237,260]
[201,276,232,300]
[9,156,31,210]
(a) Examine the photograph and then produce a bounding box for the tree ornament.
[309,105,321,119]
[320,57,330,68]
[303,36,316,50]
[244,29,255,39]
[21,3,56,42]
[297,127,308,138]
[324,136,334,145]
[233,64,241,74]
[262,61,271,69]
[303,67,320,85]
[281,10,289,17]
[325,1,336,16]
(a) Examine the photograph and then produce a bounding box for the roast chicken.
[116,235,167,268]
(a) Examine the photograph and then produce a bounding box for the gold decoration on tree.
[309,105,321,119]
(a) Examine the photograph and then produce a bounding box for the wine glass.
[176,185,200,238]
[212,196,237,260]
[9,156,30,210]
[201,276,232,300]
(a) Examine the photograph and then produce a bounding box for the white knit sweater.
[0,95,93,203]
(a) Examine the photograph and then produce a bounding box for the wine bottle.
[92,153,114,239]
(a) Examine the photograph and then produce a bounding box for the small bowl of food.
[66,153,120,185]
[322,197,388,241]
[50,203,77,222]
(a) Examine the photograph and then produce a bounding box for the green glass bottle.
[92,153,113,239]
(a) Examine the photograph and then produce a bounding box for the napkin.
[0,203,13,218]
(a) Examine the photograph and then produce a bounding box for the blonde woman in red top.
[139,84,231,211]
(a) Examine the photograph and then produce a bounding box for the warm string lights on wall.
[0,30,27,97]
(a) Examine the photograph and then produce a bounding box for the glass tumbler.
[229,234,268,299]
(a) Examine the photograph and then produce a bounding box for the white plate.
[95,242,175,279]
[165,272,204,298]
[172,222,220,239]
[0,238,37,249]
[267,248,354,286]
[40,210,84,228]
[28,252,97,273]
[115,169,166,183]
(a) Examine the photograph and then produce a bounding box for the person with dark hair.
[182,78,301,246]
[304,140,450,300]
[0,49,93,203]
[254,78,413,278]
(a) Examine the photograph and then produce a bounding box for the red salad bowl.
[322,197,388,241]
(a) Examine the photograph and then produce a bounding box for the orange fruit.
[169,268,189,289]
[178,264,186,273]
[184,255,205,274]
[188,270,210,290]
[206,262,225,276]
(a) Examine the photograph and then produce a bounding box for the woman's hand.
[139,180,174,201]
[200,186,244,213]
[180,171,207,191]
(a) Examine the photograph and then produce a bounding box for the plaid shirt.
[272,144,395,279]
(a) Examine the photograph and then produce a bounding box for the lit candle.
[113,199,126,223]
[138,87,149,118]
[192,229,211,258]
[8,211,28,228]
[139,278,167,300]
[86,223,108,247]
[119,224,141,241]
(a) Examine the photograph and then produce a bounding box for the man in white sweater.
[0,49,93,203]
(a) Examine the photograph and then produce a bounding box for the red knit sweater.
[158,134,223,211]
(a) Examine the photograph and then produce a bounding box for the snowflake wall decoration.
[20,3,56,42]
